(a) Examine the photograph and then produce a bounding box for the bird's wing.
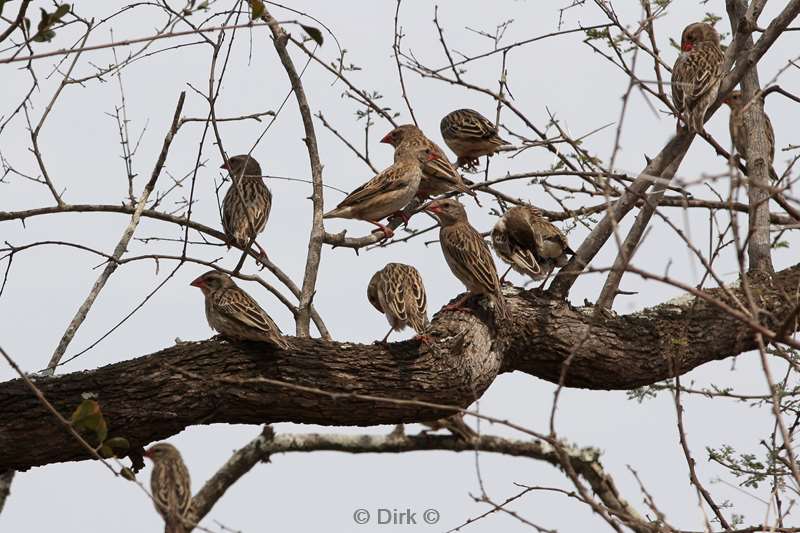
[336,163,413,209]
[442,223,501,294]
[215,288,282,336]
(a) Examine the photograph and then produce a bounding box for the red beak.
[380,132,393,144]
[425,204,442,214]
[681,42,693,52]
[426,152,439,162]
[190,276,205,288]
[143,448,153,459]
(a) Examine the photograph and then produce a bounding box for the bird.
[380,124,477,200]
[440,109,511,169]
[323,146,437,239]
[425,198,508,319]
[144,442,192,533]
[723,90,775,165]
[190,270,290,349]
[367,263,430,343]
[421,414,477,441]
[491,205,573,284]
[221,154,272,259]
[671,22,725,133]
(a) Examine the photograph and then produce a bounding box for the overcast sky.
[2,1,799,531]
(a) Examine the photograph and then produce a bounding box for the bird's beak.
[426,152,439,162]
[681,42,693,52]
[220,162,229,170]
[424,203,441,214]
[380,132,393,144]
[143,448,153,459]
[190,276,205,288]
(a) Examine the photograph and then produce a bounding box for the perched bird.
[381,124,477,199]
[724,90,775,165]
[440,109,511,169]
[190,270,290,349]
[425,198,507,319]
[367,263,430,343]
[491,205,573,283]
[221,154,272,258]
[421,414,477,441]
[145,443,192,533]
[323,146,437,239]
[671,22,725,133]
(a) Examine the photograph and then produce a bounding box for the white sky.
[1,1,799,531]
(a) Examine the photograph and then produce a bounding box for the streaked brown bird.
[422,414,477,441]
[724,90,775,165]
[190,270,290,349]
[323,146,437,239]
[425,198,507,319]
[492,205,573,283]
[221,154,272,259]
[367,263,430,343]
[381,124,477,199]
[145,442,192,533]
[671,22,725,133]
[440,109,510,169]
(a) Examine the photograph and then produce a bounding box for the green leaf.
[104,437,130,456]
[300,24,323,46]
[98,444,114,458]
[120,467,136,481]
[248,0,265,19]
[53,4,70,21]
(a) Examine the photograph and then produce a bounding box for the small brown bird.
[323,146,437,239]
[421,414,477,441]
[145,442,192,533]
[221,154,272,258]
[671,22,725,133]
[724,90,775,165]
[367,263,430,343]
[492,205,573,283]
[440,109,510,168]
[190,270,290,349]
[425,198,507,319]
[381,124,476,199]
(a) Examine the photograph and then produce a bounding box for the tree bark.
[1,263,799,471]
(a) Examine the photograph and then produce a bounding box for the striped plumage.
[323,146,434,238]
[145,443,192,533]
[367,263,429,342]
[221,155,272,253]
[381,124,476,199]
[190,270,290,349]
[671,23,725,133]
[425,198,507,319]
[492,206,573,281]
[440,109,510,168]
[724,90,775,165]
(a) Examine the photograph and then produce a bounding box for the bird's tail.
[493,292,509,321]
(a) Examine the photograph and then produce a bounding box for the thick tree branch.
[1,263,800,471]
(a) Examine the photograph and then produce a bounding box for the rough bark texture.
[1,263,799,471]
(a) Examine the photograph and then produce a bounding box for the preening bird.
[492,205,573,283]
[367,263,430,343]
[221,154,272,259]
[440,109,511,169]
[671,22,725,133]
[421,414,477,441]
[145,442,192,533]
[380,124,476,199]
[724,90,775,165]
[190,270,290,349]
[425,198,507,319]
[323,146,437,239]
